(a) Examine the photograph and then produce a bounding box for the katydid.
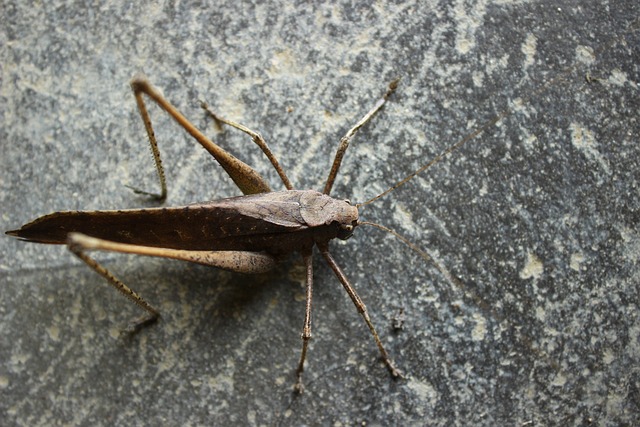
[6,75,401,392]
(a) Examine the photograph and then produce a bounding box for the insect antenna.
[323,78,400,196]
[355,109,509,209]
[357,220,470,300]
[358,219,560,370]
[357,16,640,209]
[357,221,435,266]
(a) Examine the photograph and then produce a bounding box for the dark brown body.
[7,190,359,258]
[5,76,401,390]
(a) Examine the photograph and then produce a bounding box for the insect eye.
[337,223,355,240]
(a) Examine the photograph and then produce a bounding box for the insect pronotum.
[6,75,404,392]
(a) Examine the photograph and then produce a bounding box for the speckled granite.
[1,1,639,425]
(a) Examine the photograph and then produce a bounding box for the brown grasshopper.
[6,75,402,392]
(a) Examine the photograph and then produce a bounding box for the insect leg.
[323,79,399,196]
[200,104,293,190]
[66,232,279,331]
[129,75,271,199]
[67,232,278,273]
[294,250,314,393]
[318,243,402,378]
[66,234,161,332]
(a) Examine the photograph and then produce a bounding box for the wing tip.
[5,229,20,238]
[5,226,63,244]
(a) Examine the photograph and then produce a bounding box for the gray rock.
[2,1,638,425]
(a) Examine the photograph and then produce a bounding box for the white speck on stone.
[522,33,537,68]
[471,313,487,341]
[619,227,640,265]
[570,122,611,174]
[551,372,567,387]
[406,377,437,415]
[603,348,615,365]
[247,410,256,424]
[47,325,60,342]
[522,133,538,151]
[472,71,484,87]
[478,180,488,196]
[452,0,488,55]
[519,252,544,280]
[575,45,595,65]
[570,252,585,271]
[608,69,628,86]
[393,201,416,233]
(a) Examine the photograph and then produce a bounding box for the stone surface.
[1,1,639,425]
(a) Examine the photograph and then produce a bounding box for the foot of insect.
[385,359,403,380]
[123,183,167,202]
[122,313,160,336]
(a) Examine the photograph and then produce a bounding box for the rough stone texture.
[1,1,639,426]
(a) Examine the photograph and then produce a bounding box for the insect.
[7,17,636,396]
[6,75,403,392]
